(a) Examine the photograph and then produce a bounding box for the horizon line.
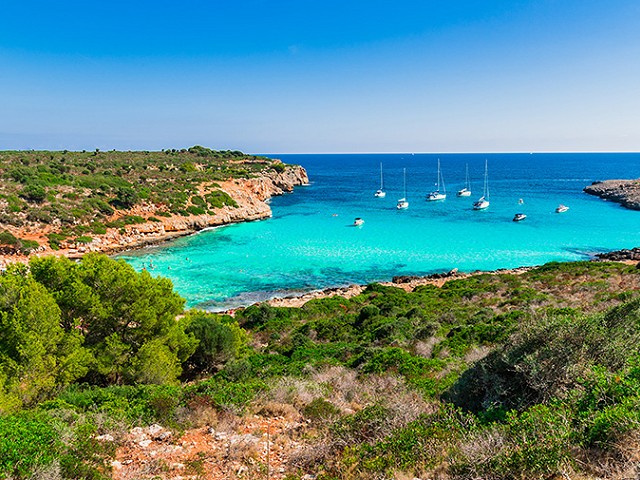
[260,150,640,155]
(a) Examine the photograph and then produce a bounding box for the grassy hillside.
[2,258,640,479]
[0,147,280,252]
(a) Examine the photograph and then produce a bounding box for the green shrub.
[186,205,206,215]
[20,184,46,202]
[184,311,248,377]
[302,397,341,422]
[0,230,19,247]
[19,238,39,254]
[74,236,93,244]
[0,412,62,478]
[205,190,237,208]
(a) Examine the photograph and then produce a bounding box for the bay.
[117,153,640,311]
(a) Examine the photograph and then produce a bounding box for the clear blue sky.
[1,1,639,152]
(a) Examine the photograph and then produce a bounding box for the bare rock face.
[584,179,640,210]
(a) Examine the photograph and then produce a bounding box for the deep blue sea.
[118,153,640,311]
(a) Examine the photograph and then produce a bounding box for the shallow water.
[117,153,640,310]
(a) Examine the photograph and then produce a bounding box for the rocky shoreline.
[584,179,640,210]
[0,164,309,265]
[265,266,534,309]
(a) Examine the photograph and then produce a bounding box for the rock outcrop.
[595,248,640,262]
[584,179,640,210]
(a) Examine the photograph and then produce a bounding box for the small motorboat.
[353,217,365,226]
[513,213,527,222]
[555,204,569,213]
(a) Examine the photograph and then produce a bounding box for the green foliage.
[186,205,206,215]
[0,148,280,239]
[303,397,341,422]
[0,230,19,247]
[20,183,46,203]
[0,270,91,412]
[204,189,238,208]
[447,303,640,412]
[0,412,62,478]
[75,235,93,244]
[183,311,248,377]
[47,232,68,250]
[186,378,268,410]
[0,258,639,478]
[485,405,573,478]
[28,254,195,386]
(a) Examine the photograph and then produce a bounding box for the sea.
[117,153,640,311]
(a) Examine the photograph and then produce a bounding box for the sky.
[1,0,639,153]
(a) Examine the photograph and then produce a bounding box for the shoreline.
[0,165,309,267]
[239,254,638,311]
[220,266,537,311]
[584,179,640,210]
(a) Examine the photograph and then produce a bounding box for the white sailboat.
[457,163,472,197]
[426,158,446,201]
[473,160,490,210]
[374,162,386,197]
[397,168,409,209]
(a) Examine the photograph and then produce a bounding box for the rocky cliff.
[584,179,640,210]
[54,164,309,257]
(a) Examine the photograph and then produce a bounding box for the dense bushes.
[1,260,640,478]
[0,254,248,414]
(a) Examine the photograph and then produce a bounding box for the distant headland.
[584,178,640,210]
[0,147,309,265]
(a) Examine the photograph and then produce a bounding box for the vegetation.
[0,147,283,251]
[3,258,640,478]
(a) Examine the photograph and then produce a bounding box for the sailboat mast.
[484,160,489,198]
[380,163,384,189]
[465,164,470,189]
[403,168,407,198]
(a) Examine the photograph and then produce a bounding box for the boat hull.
[473,200,490,210]
[427,192,446,201]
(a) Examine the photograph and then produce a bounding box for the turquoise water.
[118,153,640,311]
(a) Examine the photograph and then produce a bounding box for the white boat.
[473,160,490,210]
[513,213,526,222]
[457,163,472,197]
[426,158,446,201]
[374,163,386,198]
[353,217,365,226]
[397,168,409,209]
[555,204,569,213]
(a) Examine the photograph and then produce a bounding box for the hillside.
[2,257,640,479]
[0,147,308,261]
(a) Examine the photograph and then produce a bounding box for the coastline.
[260,256,638,310]
[0,164,309,266]
[262,266,534,309]
[584,179,640,210]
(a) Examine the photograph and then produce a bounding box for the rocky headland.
[0,164,308,264]
[584,179,640,210]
